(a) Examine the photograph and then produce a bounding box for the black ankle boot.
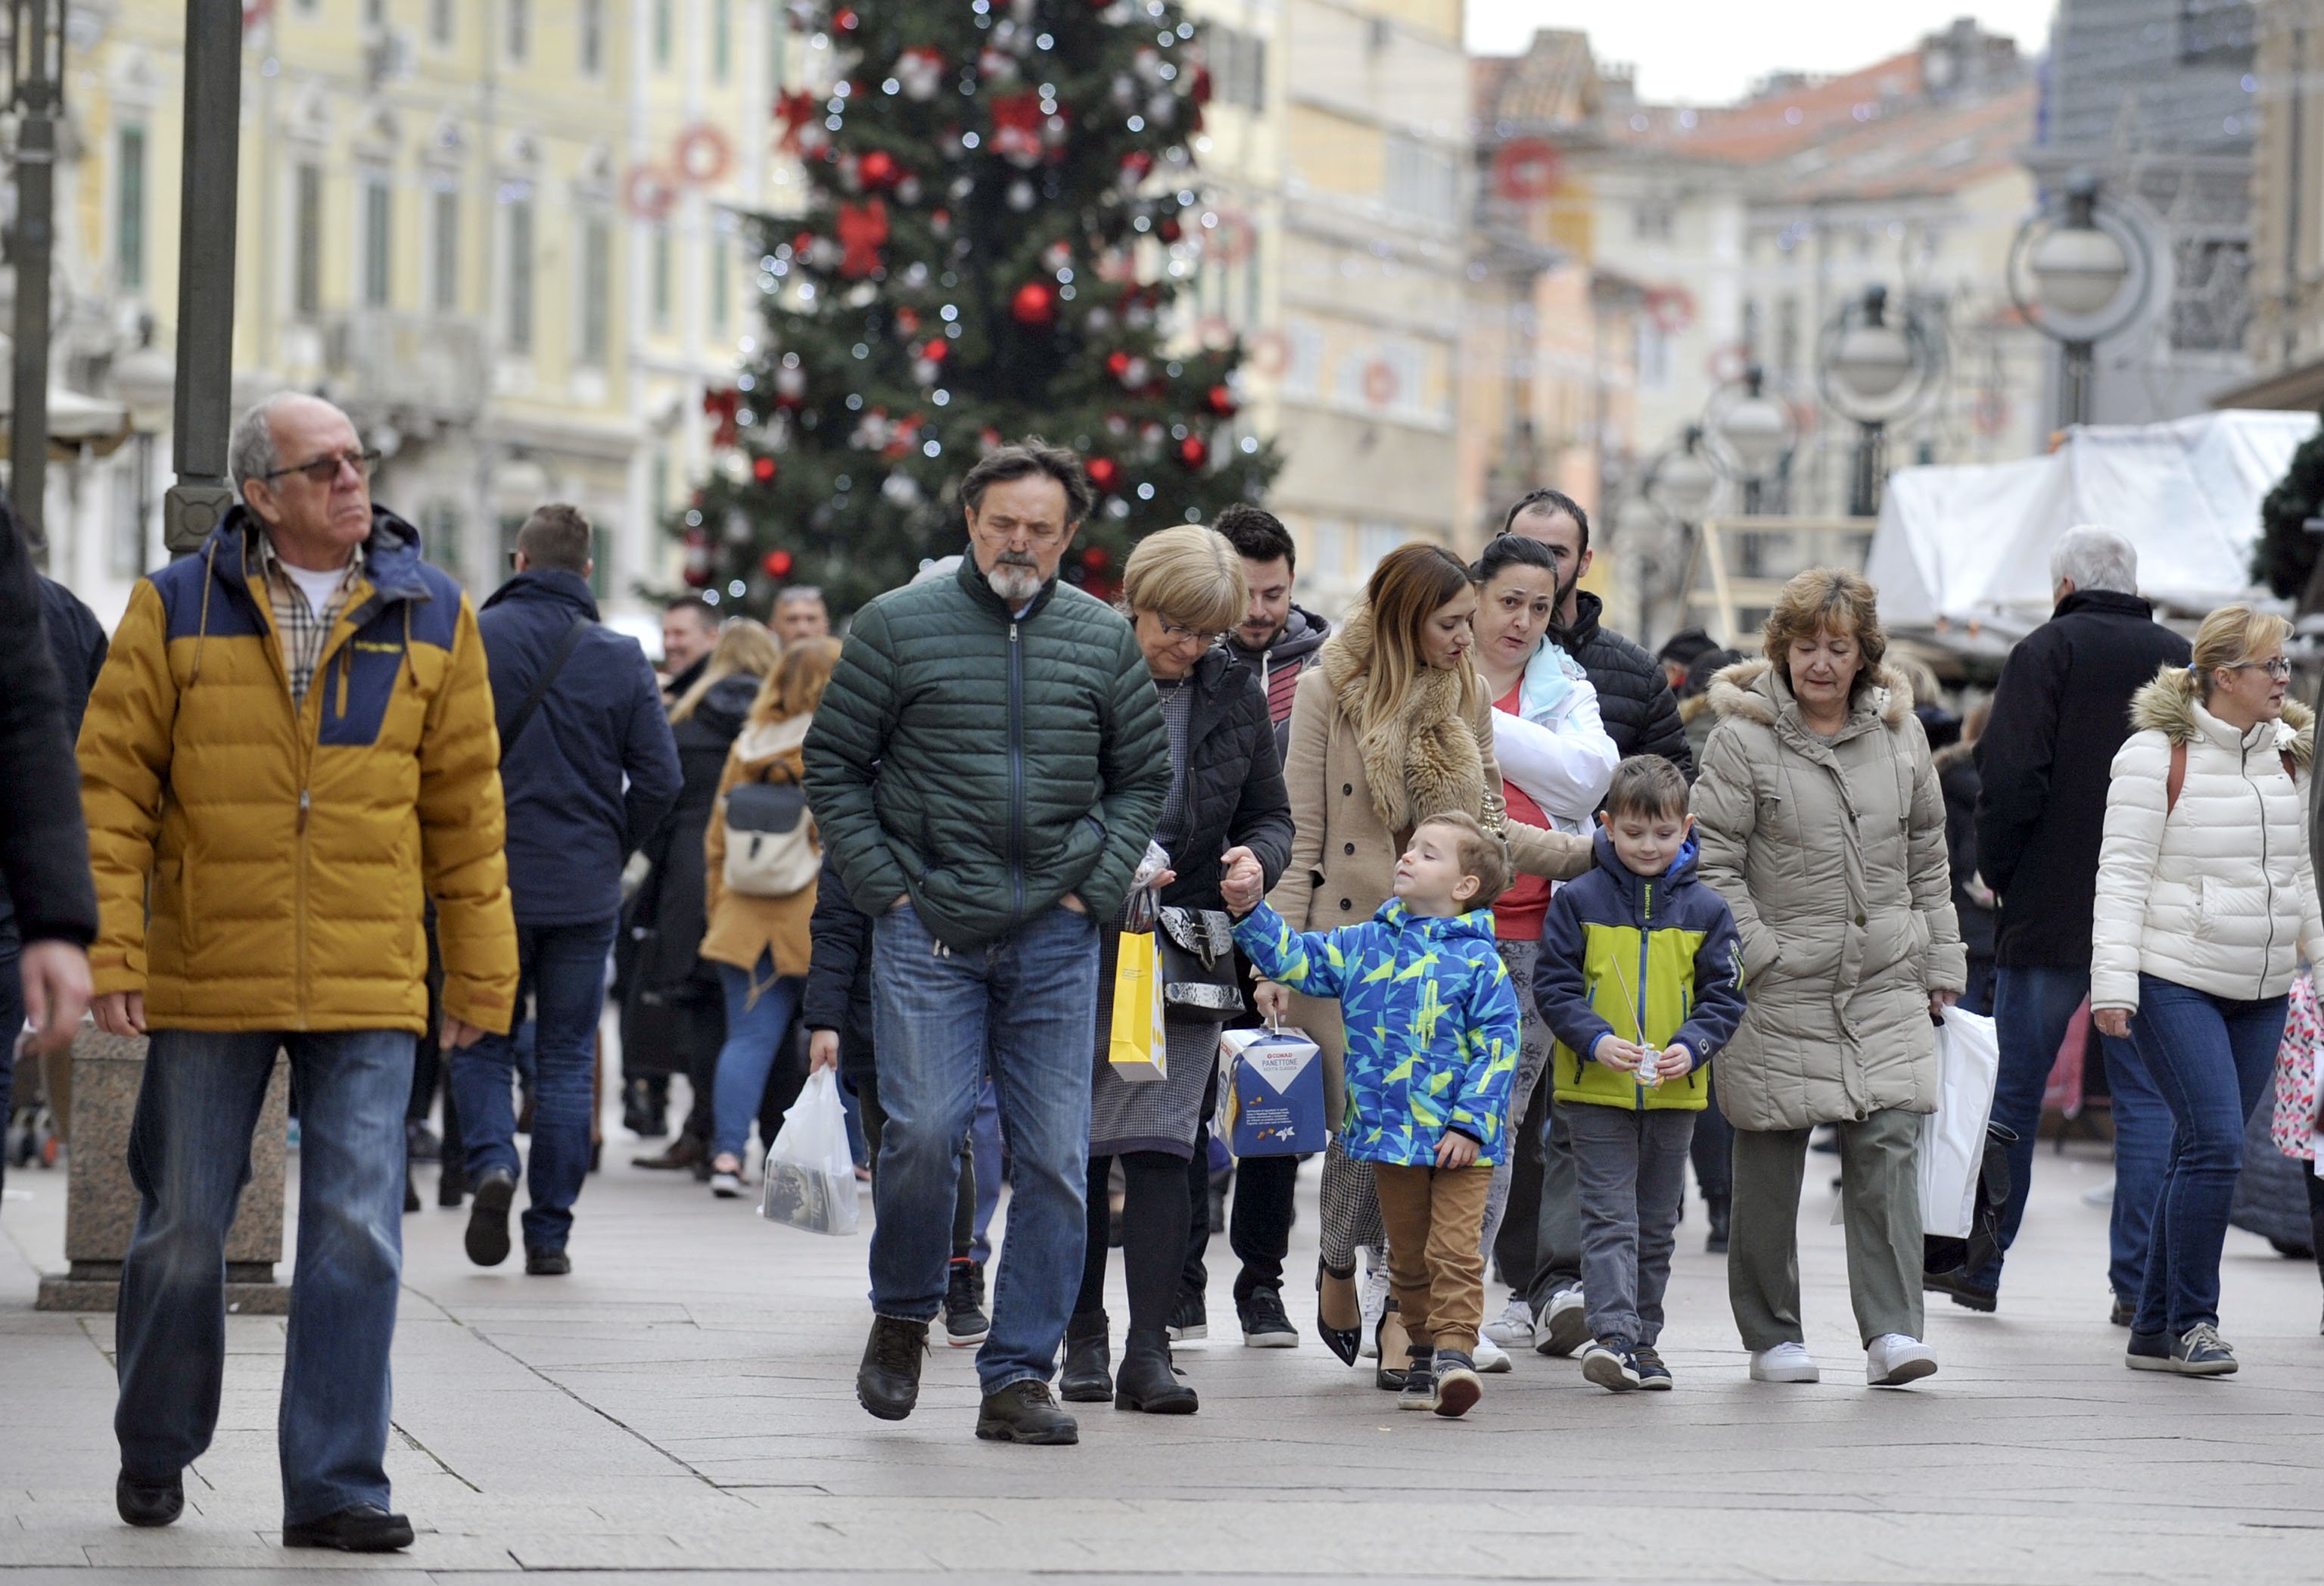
[1058,1310,1113,1402]
[1113,1326,1197,1414]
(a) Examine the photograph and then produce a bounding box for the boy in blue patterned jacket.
[1224,811,1520,1418]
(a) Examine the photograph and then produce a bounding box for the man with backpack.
[458,505,681,1273]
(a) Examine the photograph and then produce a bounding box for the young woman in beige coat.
[700,638,842,1196]
[1691,569,1964,1390]
[1256,542,1592,1379]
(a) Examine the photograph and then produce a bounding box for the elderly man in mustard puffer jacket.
[78,392,515,1552]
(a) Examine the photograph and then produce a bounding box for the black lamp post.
[2009,171,2145,431]
[1818,284,1941,518]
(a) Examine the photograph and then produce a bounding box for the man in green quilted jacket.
[804,438,1170,1445]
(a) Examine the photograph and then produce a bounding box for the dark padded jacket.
[803,847,876,1083]
[1154,646,1295,910]
[1974,589,2189,968]
[1,573,106,954]
[479,569,681,926]
[804,556,1171,950]
[1550,590,1693,778]
[0,517,97,950]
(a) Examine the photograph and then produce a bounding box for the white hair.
[2049,525,2138,596]
[229,391,353,493]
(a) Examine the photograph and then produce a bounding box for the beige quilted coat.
[1691,658,1966,1132]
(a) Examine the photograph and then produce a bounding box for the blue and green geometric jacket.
[1231,898,1521,1167]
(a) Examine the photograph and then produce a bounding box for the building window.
[295,163,324,317]
[580,0,604,73]
[428,0,453,45]
[580,214,612,365]
[711,236,730,330]
[362,174,393,307]
[1205,26,1266,111]
[1283,320,1324,397]
[507,198,535,353]
[1638,321,1670,390]
[654,0,674,69]
[652,228,673,331]
[117,126,147,293]
[431,186,459,311]
[363,0,384,24]
[109,462,147,579]
[1632,201,1674,241]
[506,0,528,62]
[1384,135,1458,227]
[714,0,732,81]
[2180,0,2255,64]
[1357,520,1407,574]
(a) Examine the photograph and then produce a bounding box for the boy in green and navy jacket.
[1226,811,1519,1419]
[1533,757,1747,1392]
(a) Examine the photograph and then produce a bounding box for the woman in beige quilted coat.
[1691,568,1964,1390]
[1258,542,1591,1379]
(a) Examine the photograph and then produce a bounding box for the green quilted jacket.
[802,556,1171,950]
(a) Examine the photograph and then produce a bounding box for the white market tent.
[1864,409,2320,648]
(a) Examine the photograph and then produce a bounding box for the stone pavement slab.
[5,1096,2322,1582]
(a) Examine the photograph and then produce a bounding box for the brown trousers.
[1371,1161,1495,1354]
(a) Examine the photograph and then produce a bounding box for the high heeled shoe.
[1315,1264,1363,1366]
[1374,1300,1411,1391]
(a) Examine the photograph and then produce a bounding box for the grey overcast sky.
[1465,0,2061,104]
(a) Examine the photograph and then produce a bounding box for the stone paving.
[5,1093,2323,1583]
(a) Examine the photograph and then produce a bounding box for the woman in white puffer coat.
[2091,604,2324,1378]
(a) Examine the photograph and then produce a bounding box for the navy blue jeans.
[1979,964,2170,1300]
[870,901,1098,1395]
[711,954,805,1162]
[116,1027,413,1524]
[2127,974,2286,1337]
[452,918,614,1253]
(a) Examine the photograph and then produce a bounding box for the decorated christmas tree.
[2254,418,2324,611]
[680,0,1280,614]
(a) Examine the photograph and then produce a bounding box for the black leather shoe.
[856,1314,929,1421]
[632,1132,705,1171]
[525,1248,571,1276]
[1924,1268,1998,1313]
[1113,1326,1197,1414]
[465,1168,515,1267]
[1058,1309,1113,1402]
[116,1471,182,1528]
[281,1503,415,1552]
[975,1379,1078,1445]
[1314,1264,1363,1366]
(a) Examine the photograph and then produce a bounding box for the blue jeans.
[870,901,1098,1394]
[116,1028,413,1523]
[2127,974,2286,1337]
[451,919,614,1253]
[712,953,804,1162]
[1979,965,2170,1299]
[969,1076,1003,1265]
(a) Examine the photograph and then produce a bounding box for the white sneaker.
[1865,1333,1937,1387]
[1473,1334,1512,1373]
[1749,1341,1821,1382]
[1356,1249,1391,1359]
[1534,1286,1587,1357]
[1481,1297,1538,1349]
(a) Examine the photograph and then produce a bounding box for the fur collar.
[1706,656,1916,732]
[1318,601,1487,835]
[2128,675,2316,769]
[733,712,811,765]
[1931,738,1978,773]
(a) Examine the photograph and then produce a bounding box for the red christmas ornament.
[859,149,900,188]
[920,337,949,362]
[991,92,1045,164]
[1206,384,1237,416]
[751,456,776,483]
[1118,150,1154,184]
[834,8,860,30]
[1087,456,1121,491]
[1159,216,1181,242]
[682,564,712,588]
[1105,350,1132,378]
[773,91,822,155]
[836,199,889,278]
[1011,281,1056,325]
[1083,546,1109,569]
[763,549,795,577]
[791,229,815,257]
[1178,436,1209,468]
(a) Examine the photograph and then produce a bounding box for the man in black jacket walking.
[1967,527,2187,1320]
[459,505,680,1274]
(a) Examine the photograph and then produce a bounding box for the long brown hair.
[669,618,780,723]
[748,636,842,725]
[1353,541,1480,741]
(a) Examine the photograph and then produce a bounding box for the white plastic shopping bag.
[1919,1007,2001,1239]
[759,1068,861,1236]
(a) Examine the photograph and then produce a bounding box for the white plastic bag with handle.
[1919,1007,2001,1239]
[759,1068,861,1236]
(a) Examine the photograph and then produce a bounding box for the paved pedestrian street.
[5,1118,2322,1584]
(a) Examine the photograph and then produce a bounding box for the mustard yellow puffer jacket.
[78,508,518,1037]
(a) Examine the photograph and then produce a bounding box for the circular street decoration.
[1361,359,1399,407]
[1247,328,1290,378]
[675,124,736,186]
[1646,286,1696,335]
[1492,138,1562,203]
[624,165,678,222]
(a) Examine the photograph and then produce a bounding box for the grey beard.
[988,561,1044,605]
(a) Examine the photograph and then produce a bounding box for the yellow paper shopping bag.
[1107,931,1168,1084]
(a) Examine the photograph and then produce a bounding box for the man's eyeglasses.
[260,449,381,487]
[2227,657,2294,680]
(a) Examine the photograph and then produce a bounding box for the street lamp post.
[1707,365,1796,515]
[1818,284,1942,518]
[2009,170,2145,432]
[162,0,244,557]
[5,0,64,555]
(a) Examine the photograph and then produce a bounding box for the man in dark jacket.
[459,505,681,1275]
[0,497,96,1202]
[1968,527,2186,1318]
[806,439,1171,1446]
[1218,503,1329,759]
